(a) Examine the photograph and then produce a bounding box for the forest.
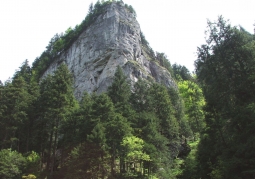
[1,1,255,179]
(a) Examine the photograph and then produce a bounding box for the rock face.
[42,2,176,98]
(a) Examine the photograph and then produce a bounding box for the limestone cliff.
[42,1,176,98]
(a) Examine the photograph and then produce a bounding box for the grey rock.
[42,2,176,99]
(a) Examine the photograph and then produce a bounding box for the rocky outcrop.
[42,2,176,98]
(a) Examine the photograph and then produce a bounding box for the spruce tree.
[107,66,134,119]
[37,64,77,174]
[148,83,179,143]
[0,76,30,151]
[130,78,150,113]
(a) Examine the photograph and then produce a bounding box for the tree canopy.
[195,16,255,179]
[1,1,254,177]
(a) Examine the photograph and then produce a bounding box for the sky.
[0,0,254,82]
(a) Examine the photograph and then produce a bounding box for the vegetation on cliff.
[32,0,136,80]
[0,1,255,179]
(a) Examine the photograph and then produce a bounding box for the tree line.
[0,59,204,178]
[1,1,254,177]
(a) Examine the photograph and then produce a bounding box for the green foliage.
[0,149,27,179]
[0,2,227,178]
[0,62,198,178]
[89,93,116,148]
[36,64,77,173]
[31,0,138,80]
[148,83,179,142]
[131,79,188,177]
[25,151,40,175]
[178,80,205,137]
[155,52,174,76]
[140,33,174,76]
[195,16,255,178]
[108,66,131,110]
[178,140,199,179]
[140,30,155,58]
[124,3,136,17]
[32,1,110,78]
[13,60,31,83]
[131,78,150,113]
[140,31,150,48]
[105,113,132,151]
[87,122,106,147]
[0,60,40,154]
[0,75,31,151]
[107,66,135,126]
[172,63,193,81]
[63,142,109,179]
[64,92,93,144]
[121,136,150,162]
[120,136,151,178]
[168,87,192,138]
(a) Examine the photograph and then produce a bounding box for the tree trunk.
[47,128,53,171]
[51,118,59,174]
[111,145,116,177]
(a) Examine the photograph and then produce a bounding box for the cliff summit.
[41,1,176,98]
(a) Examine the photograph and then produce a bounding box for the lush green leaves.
[172,63,193,81]
[0,149,27,179]
[121,136,150,162]
[63,142,108,179]
[178,80,205,136]
[195,16,255,178]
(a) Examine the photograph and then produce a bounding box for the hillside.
[1,1,254,179]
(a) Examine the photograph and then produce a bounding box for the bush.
[25,151,40,174]
[0,149,27,179]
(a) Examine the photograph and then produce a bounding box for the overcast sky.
[0,0,254,82]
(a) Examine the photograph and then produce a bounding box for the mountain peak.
[40,1,175,98]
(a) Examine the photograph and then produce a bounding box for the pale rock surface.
[42,2,176,99]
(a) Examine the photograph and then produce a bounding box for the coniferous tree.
[62,92,93,146]
[0,76,31,151]
[131,78,150,113]
[168,87,192,139]
[105,113,132,176]
[172,64,192,81]
[37,64,77,174]
[24,74,40,153]
[107,66,138,176]
[13,60,31,83]
[0,1,214,178]
[107,66,134,120]
[195,16,255,178]
[35,74,54,169]
[14,61,41,153]
[148,83,179,143]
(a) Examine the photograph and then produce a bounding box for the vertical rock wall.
[42,2,176,98]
